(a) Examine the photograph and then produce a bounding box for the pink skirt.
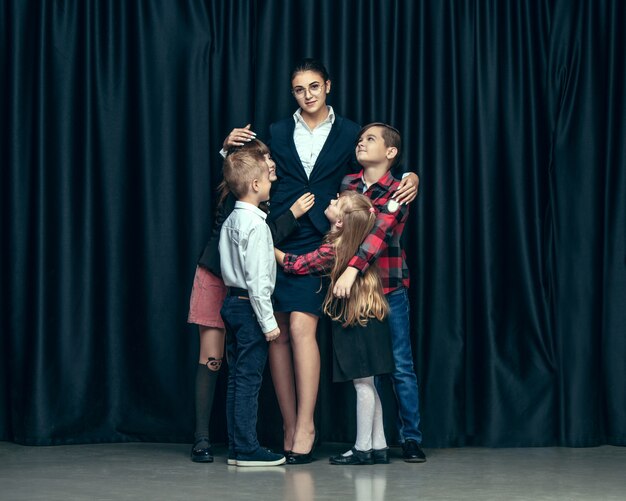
[187,266,227,329]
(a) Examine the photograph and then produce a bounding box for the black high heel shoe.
[286,450,314,464]
[285,430,317,465]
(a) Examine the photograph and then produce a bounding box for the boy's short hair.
[226,138,270,161]
[357,122,402,168]
[222,146,266,199]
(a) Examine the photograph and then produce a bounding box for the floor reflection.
[281,458,388,501]
[344,468,387,501]
[2,442,625,501]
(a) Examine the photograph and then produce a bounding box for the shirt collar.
[234,200,268,220]
[293,106,335,127]
[360,169,395,190]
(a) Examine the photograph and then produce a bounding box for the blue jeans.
[221,296,269,455]
[378,287,422,444]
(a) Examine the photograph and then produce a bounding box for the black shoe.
[285,451,314,465]
[286,430,316,465]
[236,447,286,467]
[329,448,374,465]
[191,438,214,463]
[402,439,426,463]
[372,447,390,464]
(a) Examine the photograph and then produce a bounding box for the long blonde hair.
[322,191,389,327]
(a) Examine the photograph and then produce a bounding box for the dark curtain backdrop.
[1,0,624,447]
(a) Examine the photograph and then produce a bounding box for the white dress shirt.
[219,201,277,333]
[293,106,335,178]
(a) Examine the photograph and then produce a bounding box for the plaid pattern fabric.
[341,170,410,294]
[283,243,335,275]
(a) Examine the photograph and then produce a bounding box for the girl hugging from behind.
[275,191,395,465]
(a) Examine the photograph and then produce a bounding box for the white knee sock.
[353,376,376,452]
[371,384,387,450]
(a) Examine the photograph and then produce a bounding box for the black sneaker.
[236,447,286,467]
[402,439,426,463]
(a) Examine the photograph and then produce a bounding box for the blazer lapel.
[284,120,308,182]
[310,116,343,180]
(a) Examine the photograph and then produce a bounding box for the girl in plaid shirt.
[275,191,395,465]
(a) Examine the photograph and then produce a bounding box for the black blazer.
[268,114,361,234]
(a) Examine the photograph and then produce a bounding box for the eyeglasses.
[291,82,325,98]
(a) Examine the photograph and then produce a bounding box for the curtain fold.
[1,0,624,447]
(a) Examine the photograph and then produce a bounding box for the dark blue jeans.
[221,296,269,455]
[378,287,423,444]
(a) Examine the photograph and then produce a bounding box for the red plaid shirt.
[283,243,336,275]
[341,170,410,294]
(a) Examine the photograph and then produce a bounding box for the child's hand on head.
[289,192,315,219]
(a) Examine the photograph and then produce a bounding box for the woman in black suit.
[222,59,418,463]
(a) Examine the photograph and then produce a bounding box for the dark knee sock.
[194,359,221,444]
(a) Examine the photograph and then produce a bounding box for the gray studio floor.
[1,441,625,501]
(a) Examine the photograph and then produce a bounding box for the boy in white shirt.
[219,145,285,467]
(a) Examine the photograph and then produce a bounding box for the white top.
[219,201,277,333]
[292,106,335,178]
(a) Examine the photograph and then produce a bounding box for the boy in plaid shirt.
[333,123,426,463]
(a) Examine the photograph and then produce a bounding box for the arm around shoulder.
[394,172,419,205]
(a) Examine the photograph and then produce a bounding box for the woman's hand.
[289,193,315,219]
[223,124,257,150]
[393,172,419,204]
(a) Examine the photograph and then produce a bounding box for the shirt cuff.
[259,316,278,334]
[348,256,370,273]
[282,253,297,273]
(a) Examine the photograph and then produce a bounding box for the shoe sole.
[329,457,374,465]
[191,456,214,463]
[329,460,374,465]
[236,457,286,467]
[227,458,237,466]
[285,454,315,465]
[404,457,427,463]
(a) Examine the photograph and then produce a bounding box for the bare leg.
[290,311,320,454]
[269,312,297,451]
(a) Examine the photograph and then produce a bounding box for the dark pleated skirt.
[332,318,395,383]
